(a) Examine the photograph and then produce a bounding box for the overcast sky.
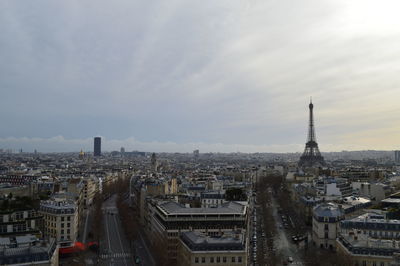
[1,0,399,153]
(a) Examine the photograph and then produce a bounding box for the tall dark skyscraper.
[395,150,400,164]
[298,99,325,168]
[94,137,101,157]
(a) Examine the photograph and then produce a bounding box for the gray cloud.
[1,0,400,152]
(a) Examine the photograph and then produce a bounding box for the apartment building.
[352,182,391,202]
[336,233,396,266]
[341,213,400,240]
[0,208,43,237]
[83,177,97,207]
[201,191,226,208]
[312,203,345,249]
[314,177,352,198]
[39,199,78,245]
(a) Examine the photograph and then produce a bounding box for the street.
[100,194,155,266]
[271,196,304,265]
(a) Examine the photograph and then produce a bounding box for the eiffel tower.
[298,99,325,167]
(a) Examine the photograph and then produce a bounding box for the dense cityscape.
[0,102,399,266]
[2,1,400,266]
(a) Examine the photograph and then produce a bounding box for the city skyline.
[1,0,400,153]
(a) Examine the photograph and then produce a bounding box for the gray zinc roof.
[314,203,344,218]
[158,201,246,215]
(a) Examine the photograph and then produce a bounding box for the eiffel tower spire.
[299,98,325,167]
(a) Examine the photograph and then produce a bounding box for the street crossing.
[100,253,131,259]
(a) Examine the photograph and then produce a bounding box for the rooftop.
[341,213,400,226]
[342,196,371,206]
[0,235,57,265]
[180,231,245,251]
[39,200,76,215]
[158,201,246,215]
[382,198,400,204]
[338,233,400,255]
[314,203,344,218]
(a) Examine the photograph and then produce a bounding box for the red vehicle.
[59,241,99,257]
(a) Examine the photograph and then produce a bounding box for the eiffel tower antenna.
[298,98,325,167]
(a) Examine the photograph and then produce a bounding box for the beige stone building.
[39,199,78,245]
[336,233,396,266]
[312,203,344,249]
[83,177,97,207]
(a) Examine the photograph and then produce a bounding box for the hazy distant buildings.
[94,137,101,157]
[395,150,400,164]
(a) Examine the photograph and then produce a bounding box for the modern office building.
[177,231,247,266]
[94,137,101,157]
[149,200,247,264]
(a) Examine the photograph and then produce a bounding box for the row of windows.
[0,211,36,222]
[61,223,72,228]
[355,261,385,266]
[0,223,31,233]
[46,222,71,227]
[167,231,223,238]
[203,199,224,203]
[61,216,72,222]
[0,225,7,233]
[60,229,71,234]
[194,256,242,263]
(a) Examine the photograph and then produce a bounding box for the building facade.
[341,213,400,240]
[395,151,400,164]
[149,201,247,264]
[39,199,78,245]
[94,137,101,157]
[0,209,43,237]
[336,233,396,266]
[312,203,345,249]
[0,235,58,266]
[201,191,226,208]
